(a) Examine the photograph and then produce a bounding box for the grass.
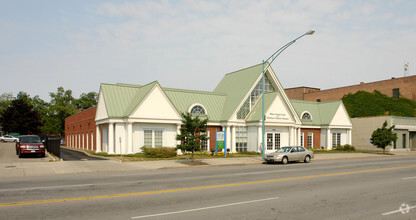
[310,149,383,154]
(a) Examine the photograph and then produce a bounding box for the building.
[351,116,416,151]
[87,63,352,154]
[285,75,416,102]
[65,107,97,151]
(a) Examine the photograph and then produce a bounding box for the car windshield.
[20,136,41,143]
[277,147,292,153]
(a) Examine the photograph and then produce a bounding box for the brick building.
[285,75,416,102]
[65,107,98,151]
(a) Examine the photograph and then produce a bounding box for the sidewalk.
[1,151,415,178]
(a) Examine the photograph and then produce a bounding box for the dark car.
[16,135,45,158]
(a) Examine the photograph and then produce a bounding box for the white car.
[265,146,314,164]
[0,135,19,142]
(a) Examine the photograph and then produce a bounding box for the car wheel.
[14,140,17,142]
[18,153,23,158]
[304,155,311,163]
[1,139,4,142]
[40,153,45,158]
[281,156,288,165]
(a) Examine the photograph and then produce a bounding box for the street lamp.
[261,30,315,160]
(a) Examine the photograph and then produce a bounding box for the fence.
[39,135,61,158]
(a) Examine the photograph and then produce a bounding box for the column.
[96,125,101,153]
[109,123,115,154]
[289,127,294,146]
[231,126,236,153]
[257,126,262,152]
[127,122,133,154]
[226,126,231,153]
[348,129,352,145]
[326,128,331,150]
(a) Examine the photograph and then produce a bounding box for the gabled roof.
[214,63,263,121]
[246,92,278,122]
[290,100,342,126]
[163,88,226,122]
[100,81,157,118]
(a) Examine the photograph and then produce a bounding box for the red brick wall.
[285,75,416,102]
[65,107,97,151]
[301,128,321,149]
[207,126,223,151]
[285,87,321,100]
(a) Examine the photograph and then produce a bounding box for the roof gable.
[163,88,226,122]
[291,100,348,126]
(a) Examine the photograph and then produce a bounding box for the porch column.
[348,129,352,145]
[127,122,133,154]
[226,126,231,153]
[326,128,331,150]
[257,126,262,152]
[108,122,115,154]
[96,125,101,152]
[231,126,236,153]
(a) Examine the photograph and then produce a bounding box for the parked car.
[265,146,314,164]
[16,135,45,158]
[0,135,19,142]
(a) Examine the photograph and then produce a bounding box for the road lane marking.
[130,197,279,219]
[1,164,416,208]
[402,176,416,180]
[382,205,416,215]
[0,184,94,192]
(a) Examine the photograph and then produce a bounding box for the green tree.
[75,92,98,110]
[370,121,398,154]
[0,93,14,115]
[176,112,208,162]
[43,87,77,136]
[0,97,42,134]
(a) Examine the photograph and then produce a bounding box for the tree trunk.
[191,150,194,162]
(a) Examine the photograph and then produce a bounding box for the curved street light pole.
[262,30,315,161]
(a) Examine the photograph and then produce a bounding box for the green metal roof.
[290,100,342,126]
[214,63,263,121]
[246,92,277,122]
[100,81,157,118]
[163,88,226,122]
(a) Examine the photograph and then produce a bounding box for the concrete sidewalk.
[1,151,415,178]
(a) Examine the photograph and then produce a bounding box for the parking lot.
[0,142,51,163]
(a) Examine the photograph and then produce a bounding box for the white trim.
[301,111,312,120]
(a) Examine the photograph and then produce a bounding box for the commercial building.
[351,116,416,151]
[65,107,97,151]
[85,63,352,154]
[285,75,416,102]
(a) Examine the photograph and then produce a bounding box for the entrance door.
[266,133,280,151]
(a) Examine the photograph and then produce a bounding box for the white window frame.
[307,132,313,148]
[143,129,164,148]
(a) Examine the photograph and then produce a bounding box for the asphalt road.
[1,156,416,219]
[60,147,106,161]
[0,142,50,162]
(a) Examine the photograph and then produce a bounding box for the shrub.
[141,146,177,158]
[334,144,356,151]
[238,151,261,155]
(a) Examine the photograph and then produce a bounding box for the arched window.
[190,105,206,115]
[302,112,311,120]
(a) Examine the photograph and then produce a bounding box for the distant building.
[65,107,97,151]
[351,116,416,151]
[285,75,416,102]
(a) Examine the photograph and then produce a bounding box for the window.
[274,133,280,149]
[332,133,341,148]
[307,132,313,148]
[190,105,206,115]
[300,132,304,147]
[393,88,400,99]
[144,130,163,147]
[302,112,311,120]
[402,134,406,149]
[237,75,275,119]
[200,130,210,151]
[144,130,152,147]
[235,126,248,152]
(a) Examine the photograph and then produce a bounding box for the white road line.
[0,184,94,192]
[131,196,279,219]
[381,205,416,216]
[402,176,416,180]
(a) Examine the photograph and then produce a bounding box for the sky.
[1,0,415,101]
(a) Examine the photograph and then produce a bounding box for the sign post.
[215,131,226,157]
